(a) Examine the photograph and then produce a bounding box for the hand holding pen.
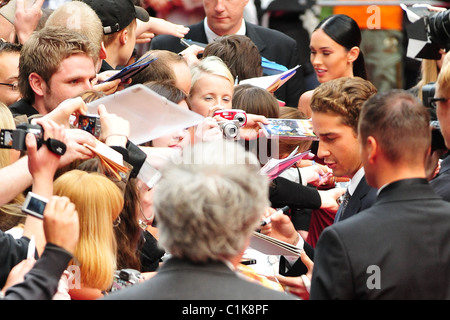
[259,206,300,246]
[261,206,290,226]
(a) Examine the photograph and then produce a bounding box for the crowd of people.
[1,0,450,303]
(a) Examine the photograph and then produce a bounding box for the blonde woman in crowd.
[53,170,123,300]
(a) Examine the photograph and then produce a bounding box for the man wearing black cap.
[82,0,149,72]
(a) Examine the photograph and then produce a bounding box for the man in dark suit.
[311,90,450,299]
[103,140,297,300]
[149,0,305,107]
[259,77,378,280]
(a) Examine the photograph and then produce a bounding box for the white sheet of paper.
[87,84,204,145]
[0,0,35,24]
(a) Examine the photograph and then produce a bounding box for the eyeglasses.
[0,0,11,8]
[0,83,18,91]
[429,97,450,109]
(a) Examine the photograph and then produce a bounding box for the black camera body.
[427,9,450,52]
[422,82,435,109]
[405,8,450,60]
[421,82,447,152]
[431,120,447,152]
[0,123,43,151]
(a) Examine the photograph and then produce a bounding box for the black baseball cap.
[82,0,149,35]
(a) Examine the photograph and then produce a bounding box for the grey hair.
[153,140,269,263]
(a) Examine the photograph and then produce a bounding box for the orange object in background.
[334,1,403,30]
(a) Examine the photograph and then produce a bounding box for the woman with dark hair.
[297,14,367,117]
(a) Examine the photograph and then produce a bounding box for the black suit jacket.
[336,175,377,222]
[150,20,305,106]
[311,178,450,300]
[8,99,39,119]
[103,257,297,300]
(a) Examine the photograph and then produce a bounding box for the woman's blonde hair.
[53,170,124,291]
[190,56,234,95]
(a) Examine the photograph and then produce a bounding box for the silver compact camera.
[217,120,240,139]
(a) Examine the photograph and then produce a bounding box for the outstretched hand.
[275,250,314,300]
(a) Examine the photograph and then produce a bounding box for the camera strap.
[45,138,66,156]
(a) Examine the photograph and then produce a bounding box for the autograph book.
[104,54,156,83]
[250,232,303,257]
[239,65,300,93]
[84,139,130,181]
[259,148,311,180]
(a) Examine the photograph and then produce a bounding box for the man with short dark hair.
[10,26,97,119]
[311,90,450,299]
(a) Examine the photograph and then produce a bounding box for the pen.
[180,38,191,48]
[261,206,290,226]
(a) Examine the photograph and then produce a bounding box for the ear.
[347,46,360,64]
[119,29,128,45]
[365,136,378,164]
[28,72,46,98]
[99,42,107,60]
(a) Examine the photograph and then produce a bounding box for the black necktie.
[334,189,350,223]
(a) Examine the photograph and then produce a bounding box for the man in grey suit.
[103,140,296,300]
[149,0,305,107]
[311,90,450,299]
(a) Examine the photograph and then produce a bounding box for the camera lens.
[428,10,450,51]
[234,113,246,126]
[223,123,238,139]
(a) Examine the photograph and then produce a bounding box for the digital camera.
[422,83,447,152]
[78,114,101,138]
[0,123,43,151]
[110,268,143,292]
[431,120,447,152]
[405,8,450,60]
[214,109,247,127]
[22,192,48,219]
[218,120,240,140]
